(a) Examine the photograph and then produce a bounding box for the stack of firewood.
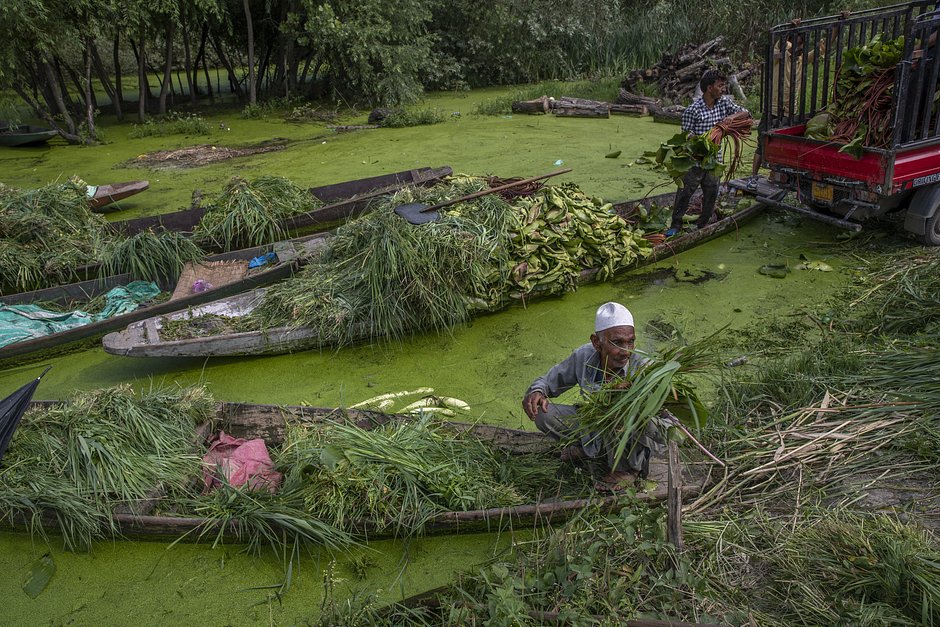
[618,37,755,105]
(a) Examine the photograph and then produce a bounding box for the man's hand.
[523,390,549,420]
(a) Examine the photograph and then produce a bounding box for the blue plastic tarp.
[0,281,160,349]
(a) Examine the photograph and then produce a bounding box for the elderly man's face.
[591,325,636,372]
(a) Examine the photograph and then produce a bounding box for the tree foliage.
[0,0,893,141]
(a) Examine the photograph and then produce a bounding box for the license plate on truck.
[811,182,834,203]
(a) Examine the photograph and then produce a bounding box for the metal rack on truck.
[756,1,940,244]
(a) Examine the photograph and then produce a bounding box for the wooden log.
[676,36,724,66]
[667,439,684,551]
[616,89,661,106]
[554,95,609,109]
[554,105,609,118]
[653,111,683,125]
[609,103,648,116]
[511,96,551,114]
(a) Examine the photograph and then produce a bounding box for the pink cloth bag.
[202,431,283,493]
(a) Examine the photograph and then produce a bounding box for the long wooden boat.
[0,166,454,364]
[103,177,785,359]
[88,180,150,212]
[8,401,708,541]
[111,166,453,236]
[0,121,58,147]
[0,234,330,364]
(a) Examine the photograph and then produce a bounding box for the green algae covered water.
[0,87,863,625]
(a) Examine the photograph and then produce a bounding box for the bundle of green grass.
[194,175,322,251]
[0,178,203,293]
[277,416,525,535]
[0,384,215,550]
[249,176,649,346]
[0,178,105,292]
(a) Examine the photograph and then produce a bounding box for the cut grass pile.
[0,384,215,550]
[0,179,208,293]
[224,176,647,346]
[194,175,322,251]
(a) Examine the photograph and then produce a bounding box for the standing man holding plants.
[521,302,664,491]
[665,69,750,238]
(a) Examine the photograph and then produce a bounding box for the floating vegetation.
[194,175,321,251]
[0,384,215,550]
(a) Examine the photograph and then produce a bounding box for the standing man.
[522,302,664,491]
[665,69,749,238]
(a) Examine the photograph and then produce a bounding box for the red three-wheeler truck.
[756,1,940,245]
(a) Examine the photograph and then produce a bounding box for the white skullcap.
[595,302,634,332]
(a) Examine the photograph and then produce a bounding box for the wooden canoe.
[8,401,708,541]
[88,180,150,212]
[0,234,329,364]
[0,122,58,147]
[111,166,453,236]
[102,177,785,359]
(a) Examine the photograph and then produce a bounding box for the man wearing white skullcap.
[522,302,664,490]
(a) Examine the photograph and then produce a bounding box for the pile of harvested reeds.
[278,417,525,535]
[194,175,321,251]
[99,229,204,285]
[0,178,106,292]
[0,384,215,550]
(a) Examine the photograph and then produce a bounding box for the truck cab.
[757,1,940,244]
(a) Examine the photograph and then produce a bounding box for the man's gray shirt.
[526,343,648,400]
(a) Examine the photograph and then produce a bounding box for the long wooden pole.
[667,439,684,551]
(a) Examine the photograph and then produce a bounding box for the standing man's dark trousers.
[670,165,720,230]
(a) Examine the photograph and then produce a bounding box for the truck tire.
[904,183,940,246]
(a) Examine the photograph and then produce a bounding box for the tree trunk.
[113,34,124,120]
[243,0,256,104]
[553,105,609,118]
[210,32,243,99]
[158,22,175,114]
[256,44,272,95]
[181,9,197,104]
[83,37,97,142]
[41,59,77,135]
[137,30,148,121]
[197,24,214,103]
[12,82,82,144]
[92,45,120,120]
[511,96,551,114]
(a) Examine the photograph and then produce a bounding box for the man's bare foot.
[594,469,638,493]
[559,444,587,463]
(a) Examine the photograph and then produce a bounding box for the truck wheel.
[924,210,940,246]
[904,183,940,246]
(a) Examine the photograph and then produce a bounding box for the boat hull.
[5,402,708,542]
[103,178,784,359]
